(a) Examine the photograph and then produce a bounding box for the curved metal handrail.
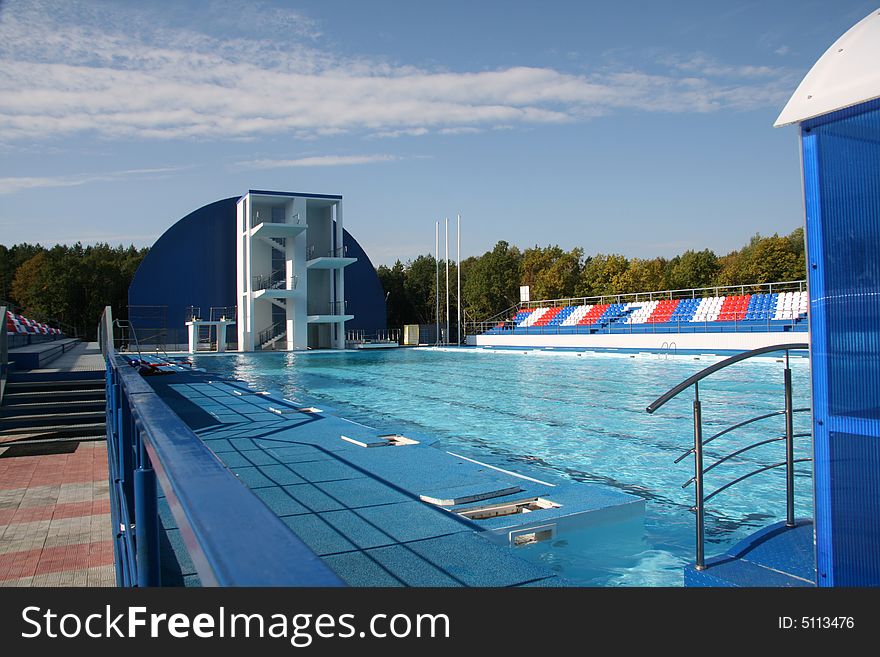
[703,458,813,505]
[674,407,810,463]
[646,342,808,413]
[645,341,811,571]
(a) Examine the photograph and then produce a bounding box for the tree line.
[377,228,806,327]
[1,243,148,338]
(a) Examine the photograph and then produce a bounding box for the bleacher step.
[1,399,106,415]
[5,378,104,393]
[0,410,106,429]
[0,422,106,440]
[3,388,105,403]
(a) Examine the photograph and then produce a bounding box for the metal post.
[445,217,450,346]
[435,222,440,345]
[134,438,160,586]
[784,350,795,527]
[693,382,706,570]
[457,213,461,345]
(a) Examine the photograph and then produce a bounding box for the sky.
[0,0,876,266]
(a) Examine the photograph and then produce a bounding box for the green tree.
[618,257,667,294]
[462,241,522,318]
[576,253,629,297]
[746,235,801,284]
[404,255,441,324]
[666,249,719,290]
[377,260,410,328]
[521,245,582,301]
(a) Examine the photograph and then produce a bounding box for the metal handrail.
[645,342,810,571]
[703,459,813,505]
[253,269,289,291]
[113,319,143,358]
[646,343,808,413]
[257,321,286,348]
[673,407,810,462]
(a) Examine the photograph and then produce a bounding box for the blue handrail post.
[134,434,161,587]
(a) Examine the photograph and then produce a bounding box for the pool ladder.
[646,342,811,570]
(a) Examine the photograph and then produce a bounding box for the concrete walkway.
[0,441,114,586]
[26,341,105,374]
[0,342,113,586]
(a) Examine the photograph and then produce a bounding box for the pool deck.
[136,356,644,587]
[684,519,816,587]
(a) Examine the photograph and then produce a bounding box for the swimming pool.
[191,347,813,586]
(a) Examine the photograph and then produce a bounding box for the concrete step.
[5,378,104,393]
[0,410,106,429]
[3,388,105,404]
[0,435,106,448]
[260,332,287,350]
[0,422,106,440]
[1,399,106,416]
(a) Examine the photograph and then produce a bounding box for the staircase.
[260,331,287,350]
[257,321,287,351]
[0,374,106,444]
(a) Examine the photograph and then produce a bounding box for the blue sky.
[0,0,875,266]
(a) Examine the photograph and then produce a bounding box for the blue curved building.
[128,190,386,350]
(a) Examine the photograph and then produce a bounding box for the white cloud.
[0,166,186,195]
[239,154,398,169]
[0,1,798,142]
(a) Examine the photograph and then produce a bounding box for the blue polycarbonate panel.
[802,99,880,586]
[829,431,880,585]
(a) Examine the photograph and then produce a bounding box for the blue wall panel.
[129,198,238,338]
[129,197,386,339]
[802,99,880,586]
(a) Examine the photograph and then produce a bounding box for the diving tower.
[236,190,356,351]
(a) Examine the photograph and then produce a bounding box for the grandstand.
[6,310,63,336]
[472,282,808,351]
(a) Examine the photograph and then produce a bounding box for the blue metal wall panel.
[128,197,386,337]
[802,101,880,586]
[128,198,239,335]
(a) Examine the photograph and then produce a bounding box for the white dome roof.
[775,8,880,127]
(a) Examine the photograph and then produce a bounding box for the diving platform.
[307,314,354,324]
[250,221,307,240]
[306,256,357,270]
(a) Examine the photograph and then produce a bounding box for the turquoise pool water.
[192,347,813,586]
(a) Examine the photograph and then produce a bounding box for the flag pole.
[457,212,461,345]
[445,217,450,345]
[435,221,440,345]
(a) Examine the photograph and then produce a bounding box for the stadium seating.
[5,310,62,337]
[500,289,809,334]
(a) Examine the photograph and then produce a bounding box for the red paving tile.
[0,446,108,490]
[0,541,114,581]
[0,443,114,585]
[0,498,111,525]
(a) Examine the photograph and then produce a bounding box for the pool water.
[192,347,813,587]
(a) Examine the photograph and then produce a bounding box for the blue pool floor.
[141,363,643,586]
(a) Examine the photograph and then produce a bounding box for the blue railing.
[98,306,344,587]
